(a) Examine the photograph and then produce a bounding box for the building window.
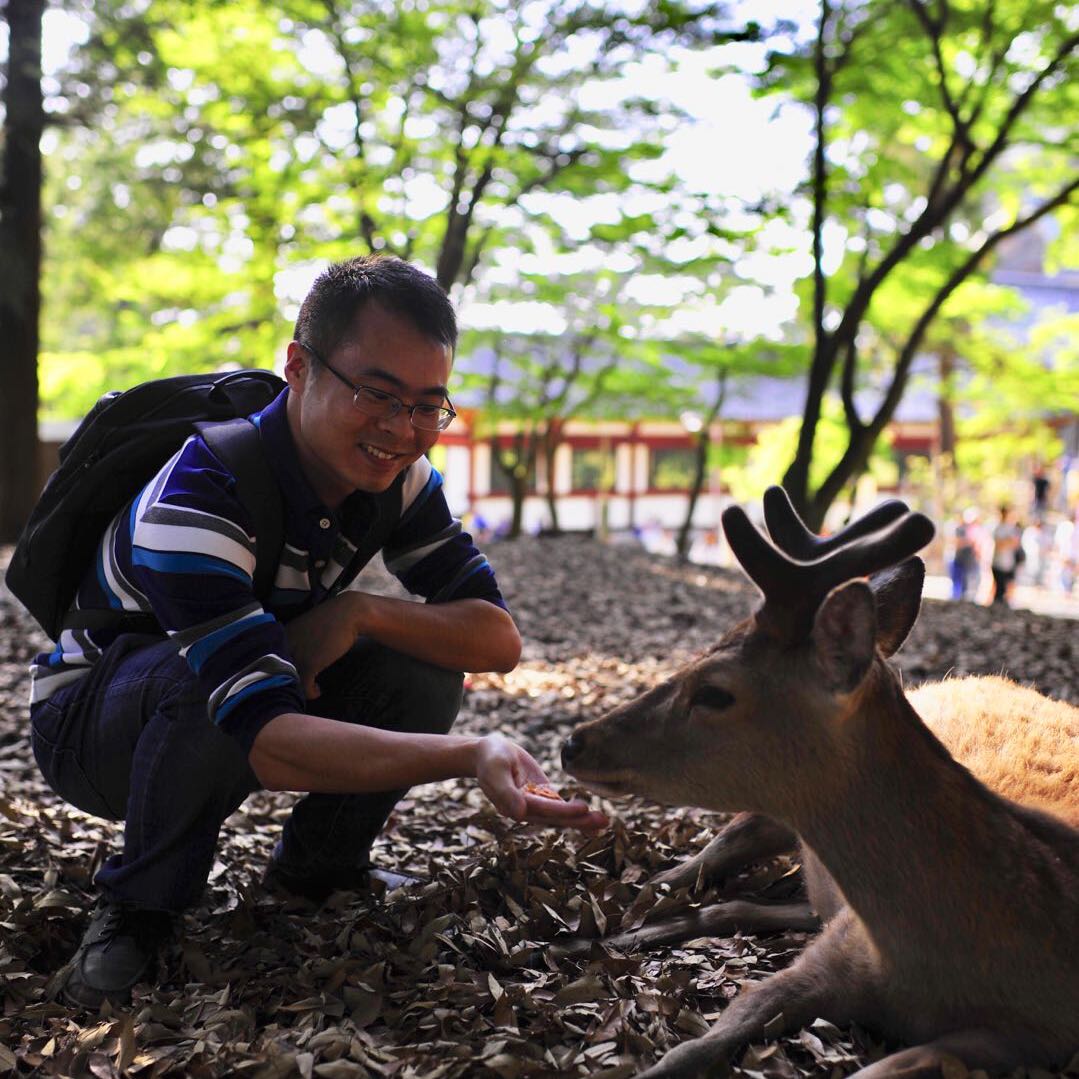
[649,447,697,490]
[571,448,615,491]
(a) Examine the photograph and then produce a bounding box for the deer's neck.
[794,669,1017,952]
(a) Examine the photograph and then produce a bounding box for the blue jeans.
[30,633,463,912]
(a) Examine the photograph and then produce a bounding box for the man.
[990,504,1022,605]
[28,256,605,1009]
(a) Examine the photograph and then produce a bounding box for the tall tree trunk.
[0,0,45,542]
[542,422,561,534]
[782,0,833,519]
[677,371,727,560]
[937,346,957,464]
[676,429,711,562]
[509,474,526,539]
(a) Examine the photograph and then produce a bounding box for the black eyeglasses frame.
[302,344,456,432]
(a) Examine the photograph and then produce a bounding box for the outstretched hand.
[475,734,609,833]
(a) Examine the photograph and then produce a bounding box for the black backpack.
[6,370,286,640]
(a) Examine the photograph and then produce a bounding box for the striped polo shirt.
[29,388,505,751]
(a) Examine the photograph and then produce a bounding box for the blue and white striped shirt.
[30,388,505,750]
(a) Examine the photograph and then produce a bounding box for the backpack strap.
[198,418,283,602]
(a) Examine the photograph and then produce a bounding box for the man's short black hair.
[294,255,457,360]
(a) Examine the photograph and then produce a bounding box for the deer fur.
[561,491,1079,1078]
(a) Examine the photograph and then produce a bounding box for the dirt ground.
[1,536,1076,1078]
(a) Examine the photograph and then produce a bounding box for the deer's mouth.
[565,770,637,798]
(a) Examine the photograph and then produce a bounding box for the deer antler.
[722,487,934,639]
[762,486,909,560]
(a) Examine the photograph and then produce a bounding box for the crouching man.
[27,256,604,1009]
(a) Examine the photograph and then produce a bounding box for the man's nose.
[377,407,415,434]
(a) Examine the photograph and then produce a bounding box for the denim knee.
[31,699,122,820]
[314,642,464,734]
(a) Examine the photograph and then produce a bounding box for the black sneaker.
[61,901,174,1010]
[263,842,424,903]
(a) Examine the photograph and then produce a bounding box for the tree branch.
[963,29,1079,187]
[875,175,1079,431]
[905,0,971,151]
[323,0,379,251]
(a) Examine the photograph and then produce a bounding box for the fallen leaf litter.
[1,536,1075,1077]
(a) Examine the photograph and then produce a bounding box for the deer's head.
[561,488,934,817]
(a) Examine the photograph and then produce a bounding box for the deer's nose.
[561,732,584,767]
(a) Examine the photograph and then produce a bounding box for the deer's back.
[909,675,1079,827]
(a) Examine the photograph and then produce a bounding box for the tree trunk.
[783,0,834,521]
[509,474,526,539]
[676,429,710,562]
[938,347,957,464]
[542,424,561,534]
[0,0,45,543]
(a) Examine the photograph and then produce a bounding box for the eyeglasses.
[303,345,456,432]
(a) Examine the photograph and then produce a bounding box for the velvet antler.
[722,487,935,639]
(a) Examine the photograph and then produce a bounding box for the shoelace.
[95,904,170,952]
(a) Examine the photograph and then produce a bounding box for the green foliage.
[38,0,748,417]
[751,0,1077,521]
[727,396,898,503]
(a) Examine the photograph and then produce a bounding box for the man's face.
[284,302,453,507]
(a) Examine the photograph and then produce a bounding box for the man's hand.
[284,593,358,699]
[475,734,609,833]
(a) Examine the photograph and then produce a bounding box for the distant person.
[991,505,1022,605]
[948,511,979,600]
[23,256,605,1010]
[1056,508,1077,593]
[1031,464,1050,521]
[689,528,724,566]
[1021,519,1053,588]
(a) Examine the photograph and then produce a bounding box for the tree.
[35,0,754,415]
[461,267,655,538]
[755,0,1078,529]
[0,0,45,543]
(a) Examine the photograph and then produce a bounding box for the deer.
[560,488,1079,1078]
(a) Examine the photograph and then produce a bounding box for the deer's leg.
[849,1029,1033,1079]
[550,898,819,961]
[633,954,851,1079]
[650,812,798,891]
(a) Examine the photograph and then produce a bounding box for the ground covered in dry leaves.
[2,537,1076,1079]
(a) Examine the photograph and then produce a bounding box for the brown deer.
[561,488,1079,1078]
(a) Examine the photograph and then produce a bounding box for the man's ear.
[284,341,311,391]
[812,580,877,693]
[869,557,924,657]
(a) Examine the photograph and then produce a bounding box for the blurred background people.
[991,505,1023,606]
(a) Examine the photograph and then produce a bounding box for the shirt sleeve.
[381,457,507,609]
[126,435,304,752]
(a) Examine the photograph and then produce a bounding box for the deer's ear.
[869,557,924,657]
[812,580,877,693]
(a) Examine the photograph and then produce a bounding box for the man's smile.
[359,443,403,462]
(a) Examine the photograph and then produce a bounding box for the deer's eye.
[689,685,735,712]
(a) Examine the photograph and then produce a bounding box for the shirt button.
[318,517,331,530]
[314,559,327,569]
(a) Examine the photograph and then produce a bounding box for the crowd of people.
[945,471,1078,608]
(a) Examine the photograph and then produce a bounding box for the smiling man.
[28,256,604,1010]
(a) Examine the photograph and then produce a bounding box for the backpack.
[6,370,286,640]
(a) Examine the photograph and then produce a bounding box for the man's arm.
[249,712,479,792]
[284,592,521,700]
[351,593,521,672]
[248,713,607,831]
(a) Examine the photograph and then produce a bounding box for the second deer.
[562,488,1079,1078]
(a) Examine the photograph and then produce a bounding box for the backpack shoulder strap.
[198,419,283,602]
